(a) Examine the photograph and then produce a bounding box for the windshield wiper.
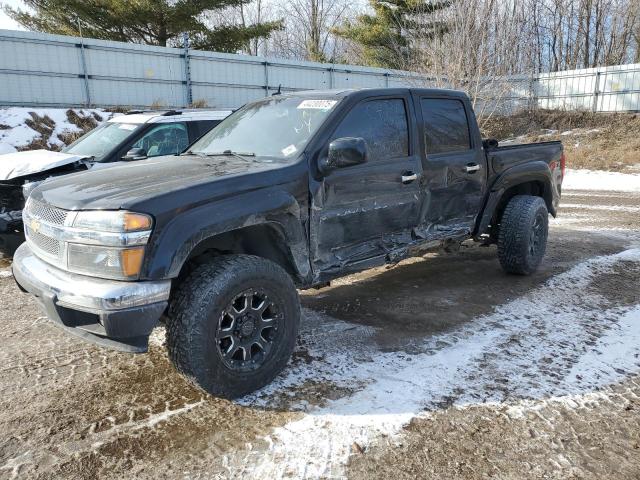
[205,150,256,160]
[180,150,206,157]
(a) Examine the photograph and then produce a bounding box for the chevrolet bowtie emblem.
[30,218,41,233]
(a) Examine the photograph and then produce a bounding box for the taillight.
[560,152,566,178]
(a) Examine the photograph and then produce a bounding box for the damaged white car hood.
[0,150,88,181]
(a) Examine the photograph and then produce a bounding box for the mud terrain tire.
[497,195,549,275]
[166,255,300,398]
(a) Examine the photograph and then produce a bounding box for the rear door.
[310,95,424,272]
[416,96,486,234]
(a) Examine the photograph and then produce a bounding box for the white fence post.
[592,71,601,112]
[182,33,192,107]
[77,39,91,106]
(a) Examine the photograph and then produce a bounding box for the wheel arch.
[474,161,556,238]
[142,189,312,284]
[174,223,308,286]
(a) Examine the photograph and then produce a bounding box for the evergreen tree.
[334,0,450,69]
[5,0,281,52]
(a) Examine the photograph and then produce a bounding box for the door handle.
[401,172,418,184]
[465,163,481,173]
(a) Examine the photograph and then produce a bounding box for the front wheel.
[166,255,300,398]
[497,195,549,275]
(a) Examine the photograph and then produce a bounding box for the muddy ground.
[0,188,639,479]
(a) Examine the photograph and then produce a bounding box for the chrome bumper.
[12,242,170,312]
[12,242,171,353]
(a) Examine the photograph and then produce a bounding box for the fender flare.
[475,161,557,237]
[143,188,310,281]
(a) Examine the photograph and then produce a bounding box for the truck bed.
[488,141,563,178]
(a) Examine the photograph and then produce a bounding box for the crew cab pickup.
[0,109,231,256]
[13,88,564,398]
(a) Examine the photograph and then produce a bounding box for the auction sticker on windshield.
[282,144,297,156]
[297,100,337,110]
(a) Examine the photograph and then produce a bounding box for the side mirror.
[123,147,147,161]
[483,138,499,150]
[319,137,368,175]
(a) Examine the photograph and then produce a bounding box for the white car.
[0,109,232,255]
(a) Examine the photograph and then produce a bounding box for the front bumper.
[12,243,171,353]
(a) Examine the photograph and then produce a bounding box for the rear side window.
[131,123,189,157]
[331,99,409,162]
[421,99,471,154]
[191,120,219,139]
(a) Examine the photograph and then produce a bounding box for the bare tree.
[267,0,354,61]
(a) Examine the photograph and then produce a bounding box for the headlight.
[66,210,153,280]
[67,244,146,280]
[73,211,152,232]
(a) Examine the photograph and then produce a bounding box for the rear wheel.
[497,195,548,275]
[166,254,300,398]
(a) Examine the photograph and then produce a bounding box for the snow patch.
[560,203,640,213]
[230,248,640,477]
[0,107,114,154]
[563,169,640,192]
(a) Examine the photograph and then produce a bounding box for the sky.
[0,0,26,30]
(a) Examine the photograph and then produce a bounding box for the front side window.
[131,123,189,157]
[331,98,409,163]
[190,96,341,160]
[63,122,142,161]
[421,99,471,154]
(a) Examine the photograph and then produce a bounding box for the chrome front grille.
[24,198,69,265]
[26,198,68,225]
[26,228,61,257]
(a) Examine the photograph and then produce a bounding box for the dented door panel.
[309,95,424,275]
[417,150,485,236]
[310,155,424,272]
[414,96,487,236]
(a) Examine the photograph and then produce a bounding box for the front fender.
[475,161,559,236]
[142,188,309,280]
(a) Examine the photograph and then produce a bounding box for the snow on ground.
[0,107,115,154]
[563,168,640,192]
[561,203,640,212]
[227,247,640,477]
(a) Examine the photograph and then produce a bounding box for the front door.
[310,96,424,274]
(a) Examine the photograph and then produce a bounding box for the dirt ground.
[0,188,639,479]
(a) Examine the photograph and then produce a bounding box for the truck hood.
[0,150,87,180]
[31,154,295,211]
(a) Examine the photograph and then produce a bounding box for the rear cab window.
[420,98,471,155]
[331,98,409,162]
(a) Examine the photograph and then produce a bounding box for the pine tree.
[334,0,450,69]
[5,0,282,53]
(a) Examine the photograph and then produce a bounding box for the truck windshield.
[63,121,142,161]
[189,96,340,160]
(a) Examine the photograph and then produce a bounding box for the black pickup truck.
[13,88,564,398]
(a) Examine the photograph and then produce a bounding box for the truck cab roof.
[277,87,470,100]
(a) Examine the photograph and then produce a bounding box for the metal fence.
[1,29,639,113]
[0,29,421,109]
